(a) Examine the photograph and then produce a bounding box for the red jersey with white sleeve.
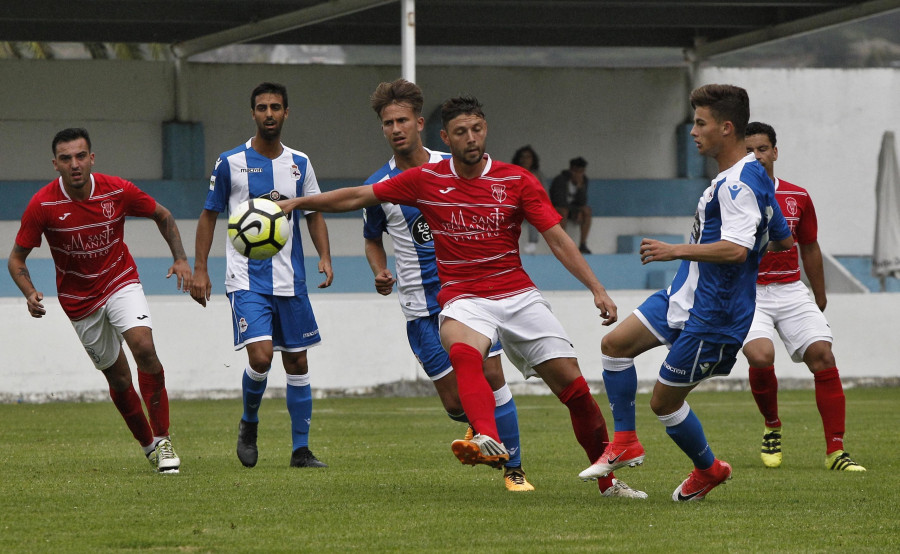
[372,155,562,307]
[15,173,157,320]
[756,178,818,285]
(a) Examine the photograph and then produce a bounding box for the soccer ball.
[227,198,290,259]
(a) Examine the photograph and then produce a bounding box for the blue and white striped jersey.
[205,138,321,296]
[362,149,449,320]
[666,153,790,343]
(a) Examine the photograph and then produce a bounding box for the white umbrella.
[873,131,900,291]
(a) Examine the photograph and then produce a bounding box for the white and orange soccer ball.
[227,198,290,260]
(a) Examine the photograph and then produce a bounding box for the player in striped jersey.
[363,79,532,491]
[741,122,865,472]
[582,85,794,501]
[280,94,646,499]
[8,127,191,473]
[191,82,333,469]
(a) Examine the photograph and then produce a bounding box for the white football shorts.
[743,280,832,362]
[70,283,153,370]
[439,289,576,378]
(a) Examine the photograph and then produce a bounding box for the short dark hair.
[512,145,540,171]
[251,82,288,109]
[440,95,485,129]
[746,121,777,147]
[569,156,587,168]
[52,128,91,155]
[370,79,424,118]
[690,84,750,138]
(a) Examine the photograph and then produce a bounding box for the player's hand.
[374,269,396,296]
[639,238,675,264]
[26,290,46,318]
[593,289,618,326]
[190,268,212,307]
[167,259,193,293]
[318,259,334,288]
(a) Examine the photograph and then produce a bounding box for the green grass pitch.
[1,388,897,552]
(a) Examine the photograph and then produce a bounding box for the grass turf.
[1,388,897,552]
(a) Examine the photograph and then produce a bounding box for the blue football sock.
[241,367,268,423]
[493,387,522,467]
[286,382,312,451]
[663,406,715,470]
[603,366,637,433]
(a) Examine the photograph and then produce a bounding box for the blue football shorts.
[636,289,740,386]
[407,313,502,381]
[227,290,321,352]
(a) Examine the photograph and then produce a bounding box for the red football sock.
[138,368,170,437]
[449,343,499,441]
[814,367,845,454]
[558,377,616,490]
[748,365,781,428]
[109,384,154,447]
[559,376,610,462]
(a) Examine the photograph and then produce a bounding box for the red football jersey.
[15,173,157,320]
[757,178,818,284]
[373,155,562,306]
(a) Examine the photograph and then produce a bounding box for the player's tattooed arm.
[7,244,45,317]
[151,203,193,292]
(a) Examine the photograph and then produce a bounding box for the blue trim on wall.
[0,254,682,297]
[1,177,707,220]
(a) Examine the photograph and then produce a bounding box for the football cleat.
[451,433,509,469]
[503,466,535,492]
[290,447,328,468]
[579,441,645,480]
[236,419,259,468]
[761,426,783,468]
[672,459,732,502]
[601,479,648,499]
[825,450,866,472]
[148,438,180,474]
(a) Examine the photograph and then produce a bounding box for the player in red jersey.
[7,128,192,473]
[741,122,865,471]
[279,95,646,498]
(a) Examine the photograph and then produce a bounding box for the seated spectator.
[512,145,546,254]
[550,156,592,254]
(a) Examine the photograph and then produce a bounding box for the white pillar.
[401,0,416,83]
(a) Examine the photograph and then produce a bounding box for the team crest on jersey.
[290,164,301,180]
[258,190,282,201]
[491,184,507,203]
[101,200,115,219]
[410,214,433,245]
[785,197,798,216]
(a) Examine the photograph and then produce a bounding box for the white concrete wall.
[0,60,687,184]
[2,290,896,401]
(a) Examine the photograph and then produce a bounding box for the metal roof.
[2,0,899,60]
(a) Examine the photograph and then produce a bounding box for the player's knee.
[600,332,626,358]
[804,343,836,372]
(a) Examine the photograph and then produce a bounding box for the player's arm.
[640,238,748,264]
[767,235,794,252]
[191,208,219,307]
[364,237,395,296]
[151,202,192,293]
[800,240,827,311]
[305,211,333,289]
[542,224,617,325]
[7,244,45,318]
[278,185,379,213]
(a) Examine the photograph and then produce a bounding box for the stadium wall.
[1,291,897,402]
[1,60,898,255]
